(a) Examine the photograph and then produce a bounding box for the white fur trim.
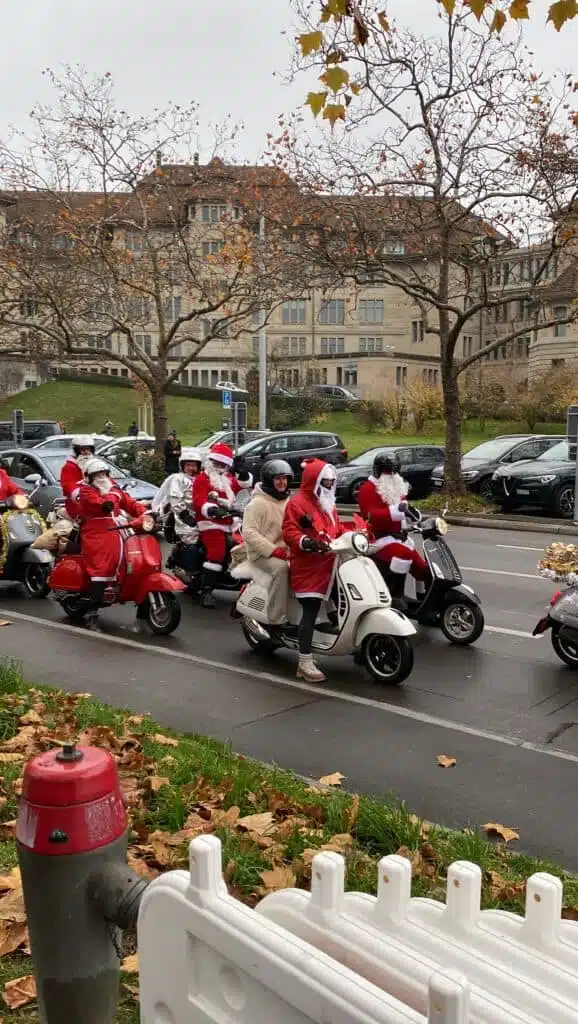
[237,474,253,490]
[197,521,232,533]
[231,564,254,580]
[203,561,223,571]
[209,452,233,467]
[201,502,218,518]
[369,535,415,554]
[389,503,406,522]
[90,576,116,582]
[299,535,308,550]
[389,556,412,574]
[70,487,80,501]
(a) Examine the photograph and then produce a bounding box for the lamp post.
[258,212,267,430]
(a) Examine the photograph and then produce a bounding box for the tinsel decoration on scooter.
[538,542,578,586]
[0,508,46,575]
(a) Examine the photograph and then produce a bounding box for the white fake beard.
[207,466,234,503]
[373,473,409,506]
[317,484,336,516]
[93,476,113,495]
[76,455,91,472]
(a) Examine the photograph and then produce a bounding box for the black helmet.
[373,452,401,477]
[261,459,293,500]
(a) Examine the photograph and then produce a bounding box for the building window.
[359,336,383,353]
[202,240,224,257]
[282,299,306,324]
[134,334,152,356]
[110,368,118,376]
[344,367,358,386]
[179,371,189,385]
[552,358,565,368]
[125,232,143,252]
[190,369,199,386]
[396,365,407,387]
[126,296,150,320]
[358,299,384,324]
[554,306,567,337]
[462,336,474,357]
[201,370,209,386]
[120,368,129,377]
[280,336,306,357]
[422,368,439,386]
[383,237,405,255]
[230,370,239,384]
[502,262,511,285]
[319,299,345,325]
[19,295,38,318]
[165,296,182,321]
[518,299,530,320]
[411,320,424,343]
[320,336,345,354]
[198,203,228,223]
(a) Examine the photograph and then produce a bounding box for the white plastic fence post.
[310,852,345,919]
[444,861,481,933]
[521,872,563,947]
[187,833,228,904]
[428,970,470,1024]
[375,855,412,924]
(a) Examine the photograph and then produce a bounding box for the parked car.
[269,385,296,399]
[431,434,564,500]
[196,429,270,454]
[491,440,577,518]
[97,435,157,464]
[0,448,158,519]
[311,384,360,404]
[0,420,64,451]
[236,431,348,483]
[33,433,110,451]
[214,380,248,393]
[335,444,445,504]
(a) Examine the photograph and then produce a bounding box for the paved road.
[2,524,578,868]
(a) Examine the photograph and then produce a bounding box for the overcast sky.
[1,0,576,162]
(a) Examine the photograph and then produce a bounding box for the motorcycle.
[371,509,485,646]
[233,527,416,686]
[533,587,578,667]
[0,490,53,599]
[166,504,244,597]
[49,512,185,634]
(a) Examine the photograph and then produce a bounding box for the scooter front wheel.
[144,592,182,635]
[241,617,279,654]
[552,629,578,668]
[440,601,484,645]
[362,634,414,686]
[22,564,51,599]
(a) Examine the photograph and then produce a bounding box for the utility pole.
[258,212,267,430]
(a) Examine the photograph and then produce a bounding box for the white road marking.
[485,624,534,639]
[1,606,577,765]
[463,565,542,580]
[495,544,544,553]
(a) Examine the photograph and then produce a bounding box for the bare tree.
[0,68,302,449]
[272,5,578,492]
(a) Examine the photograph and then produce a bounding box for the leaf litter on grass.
[0,661,575,1015]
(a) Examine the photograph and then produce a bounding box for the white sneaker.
[297,655,326,683]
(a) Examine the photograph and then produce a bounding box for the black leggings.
[297,597,322,655]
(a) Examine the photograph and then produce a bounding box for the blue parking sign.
[222,390,232,409]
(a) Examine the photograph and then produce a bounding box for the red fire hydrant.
[16,743,149,1024]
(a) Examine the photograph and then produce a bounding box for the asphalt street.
[2,524,578,868]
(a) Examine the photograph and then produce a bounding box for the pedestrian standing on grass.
[127,420,139,438]
[164,429,181,475]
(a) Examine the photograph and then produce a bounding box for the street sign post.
[567,405,578,521]
[231,402,247,450]
[222,390,232,410]
[12,409,23,447]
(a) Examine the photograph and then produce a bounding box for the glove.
[398,500,409,513]
[101,500,114,514]
[301,537,329,553]
[179,509,196,527]
[233,455,250,481]
[207,505,229,520]
[271,546,288,560]
[298,514,314,529]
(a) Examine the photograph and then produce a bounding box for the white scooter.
[233,529,417,686]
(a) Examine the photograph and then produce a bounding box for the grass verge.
[0,657,576,1020]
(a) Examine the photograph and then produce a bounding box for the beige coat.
[242,484,289,562]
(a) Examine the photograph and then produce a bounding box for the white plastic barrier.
[257,852,578,1024]
[138,835,470,1023]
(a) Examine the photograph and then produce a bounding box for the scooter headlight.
[142,514,155,533]
[12,494,29,511]
[435,517,448,536]
[352,532,369,554]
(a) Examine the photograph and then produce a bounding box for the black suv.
[236,431,348,482]
[431,434,564,500]
[336,444,445,503]
[0,420,64,451]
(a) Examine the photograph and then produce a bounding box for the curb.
[337,506,578,536]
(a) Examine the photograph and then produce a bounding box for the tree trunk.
[441,363,465,497]
[151,388,169,456]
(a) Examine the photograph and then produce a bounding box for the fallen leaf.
[318,772,345,787]
[0,754,25,764]
[0,922,28,958]
[152,734,178,748]
[224,859,237,883]
[2,975,36,1009]
[121,953,139,973]
[126,851,159,881]
[396,846,436,878]
[274,816,309,838]
[345,794,360,831]
[259,865,296,892]
[437,754,457,768]
[120,776,142,808]
[323,833,354,853]
[486,870,525,901]
[0,869,20,892]
[0,887,26,924]
[211,805,240,828]
[145,775,170,794]
[126,715,145,726]
[562,906,578,920]
[19,710,42,726]
[123,983,139,998]
[483,822,520,843]
[237,811,274,835]
[11,779,22,798]
[409,814,431,840]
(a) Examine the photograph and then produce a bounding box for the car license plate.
[516,488,530,495]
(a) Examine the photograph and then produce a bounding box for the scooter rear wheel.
[144,592,182,635]
[59,595,88,622]
[552,630,578,668]
[362,634,414,686]
[22,564,51,599]
[440,602,484,645]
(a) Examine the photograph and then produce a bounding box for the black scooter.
[165,506,243,597]
[373,510,485,645]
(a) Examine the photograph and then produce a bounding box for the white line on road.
[495,544,544,553]
[485,624,534,639]
[463,565,542,580]
[1,606,576,765]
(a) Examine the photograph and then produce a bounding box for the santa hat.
[208,441,234,467]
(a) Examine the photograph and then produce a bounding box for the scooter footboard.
[355,608,416,646]
[134,572,185,605]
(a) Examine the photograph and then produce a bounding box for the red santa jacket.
[0,469,23,503]
[282,459,345,599]
[77,484,146,581]
[357,478,408,541]
[60,459,84,518]
[192,469,250,534]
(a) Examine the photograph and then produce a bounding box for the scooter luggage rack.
[257,852,578,1024]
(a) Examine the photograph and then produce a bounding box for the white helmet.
[84,457,110,479]
[179,447,203,468]
[72,435,95,453]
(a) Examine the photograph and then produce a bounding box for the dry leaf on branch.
[121,953,139,973]
[259,865,296,892]
[483,822,520,843]
[318,772,346,787]
[2,975,36,1009]
[237,811,274,835]
[152,734,178,748]
[437,755,457,768]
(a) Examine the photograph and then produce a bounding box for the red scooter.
[49,514,185,635]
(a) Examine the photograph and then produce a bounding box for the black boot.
[84,581,107,631]
[199,569,218,609]
[388,572,408,613]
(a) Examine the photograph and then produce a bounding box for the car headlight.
[435,517,448,535]
[539,475,556,484]
[352,532,369,554]
[461,471,479,480]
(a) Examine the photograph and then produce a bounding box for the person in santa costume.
[0,468,24,504]
[282,458,345,683]
[60,436,97,519]
[192,442,253,607]
[357,452,428,608]
[77,457,147,631]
